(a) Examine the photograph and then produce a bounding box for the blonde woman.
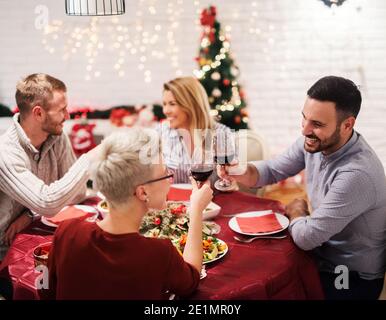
[40,128,213,300]
[158,76,234,185]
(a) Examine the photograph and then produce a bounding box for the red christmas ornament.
[223,79,230,86]
[200,6,216,27]
[70,122,96,157]
[234,115,241,124]
[200,6,217,45]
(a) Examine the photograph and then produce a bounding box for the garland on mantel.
[0,103,166,123]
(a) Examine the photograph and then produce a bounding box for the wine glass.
[190,135,215,187]
[213,130,238,191]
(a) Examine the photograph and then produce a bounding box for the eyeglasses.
[142,170,174,185]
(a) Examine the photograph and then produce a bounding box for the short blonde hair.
[91,128,161,207]
[163,77,214,131]
[15,73,66,115]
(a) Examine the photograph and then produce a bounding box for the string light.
[194,37,231,79]
[39,0,183,83]
[247,0,277,77]
[166,0,184,77]
[194,0,202,31]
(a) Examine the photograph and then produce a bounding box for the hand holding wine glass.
[213,130,239,192]
[190,144,214,188]
[216,160,238,181]
[189,178,213,214]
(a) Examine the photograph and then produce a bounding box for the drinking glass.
[190,136,215,187]
[213,130,238,191]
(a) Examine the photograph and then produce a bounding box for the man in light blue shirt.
[220,76,386,299]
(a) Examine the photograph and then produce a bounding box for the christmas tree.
[195,5,249,130]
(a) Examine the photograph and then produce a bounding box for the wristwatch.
[25,210,40,222]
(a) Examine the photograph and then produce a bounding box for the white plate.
[228,210,289,236]
[167,200,221,221]
[41,205,99,228]
[203,202,221,220]
[171,183,193,190]
[203,238,228,265]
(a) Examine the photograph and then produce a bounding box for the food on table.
[139,201,220,240]
[173,234,228,263]
[140,202,190,240]
[139,201,225,262]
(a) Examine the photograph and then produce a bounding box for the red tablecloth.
[0,192,324,300]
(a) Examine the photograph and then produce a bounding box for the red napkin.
[167,187,192,201]
[236,211,282,233]
[47,206,94,224]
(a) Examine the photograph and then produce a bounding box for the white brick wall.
[0,0,385,168]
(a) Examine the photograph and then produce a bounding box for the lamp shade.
[65,0,125,16]
[320,0,346,7]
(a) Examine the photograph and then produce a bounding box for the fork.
[234,234,287,243]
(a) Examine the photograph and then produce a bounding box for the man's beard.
[42,119,63,136]
[304,126,341,154]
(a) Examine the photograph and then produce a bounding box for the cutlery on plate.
[233,234,287,243]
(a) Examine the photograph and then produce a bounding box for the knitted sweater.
[0,114,90,258]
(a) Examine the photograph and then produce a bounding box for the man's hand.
[217,162,258,188]
[285,199,309,222]
[3,213,32,246]
[216,160,238,182]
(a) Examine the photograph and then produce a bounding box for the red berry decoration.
[223,79,230,86]
[154,217,161,225]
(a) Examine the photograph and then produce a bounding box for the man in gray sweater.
[0,73,99,259]
[220,76,386,299]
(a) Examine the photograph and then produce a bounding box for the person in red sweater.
[39,128,213,300]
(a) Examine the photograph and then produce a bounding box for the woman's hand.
[184,177,212,272]
[189,177,213,214]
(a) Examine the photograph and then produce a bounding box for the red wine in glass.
[213,154,235,165]
[190,165,214,182]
